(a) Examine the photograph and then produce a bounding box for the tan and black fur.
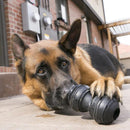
[12,19,124,110]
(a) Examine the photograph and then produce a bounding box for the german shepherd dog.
[12,19,124,110]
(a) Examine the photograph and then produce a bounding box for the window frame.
[55,0,69,24]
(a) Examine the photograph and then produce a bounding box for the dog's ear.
[59,19,81,55]
[11,34,29,60]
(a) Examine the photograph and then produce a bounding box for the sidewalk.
[0,84,130,130]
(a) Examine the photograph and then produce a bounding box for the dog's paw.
[90,77,122,102]
[32,98,52,111]
[40,104,52,111]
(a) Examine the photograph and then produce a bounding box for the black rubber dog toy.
[67,84,120,125]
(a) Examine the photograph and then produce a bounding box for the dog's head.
[12,19,81,110]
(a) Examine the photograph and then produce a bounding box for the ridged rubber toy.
[67,84,120,125]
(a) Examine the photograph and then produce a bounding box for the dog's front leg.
[90,77,122,101]
[76,57,122,101]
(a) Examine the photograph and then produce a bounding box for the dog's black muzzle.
[45,80,77,110]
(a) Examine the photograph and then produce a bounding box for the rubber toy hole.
[113,108,120,120]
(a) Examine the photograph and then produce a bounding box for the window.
[55,0,69,24]
[81,16,92,43]
[86,19,92,43]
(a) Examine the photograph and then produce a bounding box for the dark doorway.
[0,0,8,66]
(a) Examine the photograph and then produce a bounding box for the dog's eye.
[37,67,47,77]
[61,61,68,69]
[57,57,70,71]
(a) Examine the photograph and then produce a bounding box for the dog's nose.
[45,79,77,110]
[55,79,77,97]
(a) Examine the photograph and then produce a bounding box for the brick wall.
[2,0,36,72]
[0,0,117,73]
[49,0,57,30]
[90,20,102,47]
[68,0,88,43]
[2,0,87,71]
[0,0,36,72]
[49,0,88,43]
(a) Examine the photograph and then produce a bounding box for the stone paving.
[0,84,130,130]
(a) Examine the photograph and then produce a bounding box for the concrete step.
[0,72,21,98]
[0,84,130,130]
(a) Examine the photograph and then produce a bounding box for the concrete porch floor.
[0,84,130,130]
